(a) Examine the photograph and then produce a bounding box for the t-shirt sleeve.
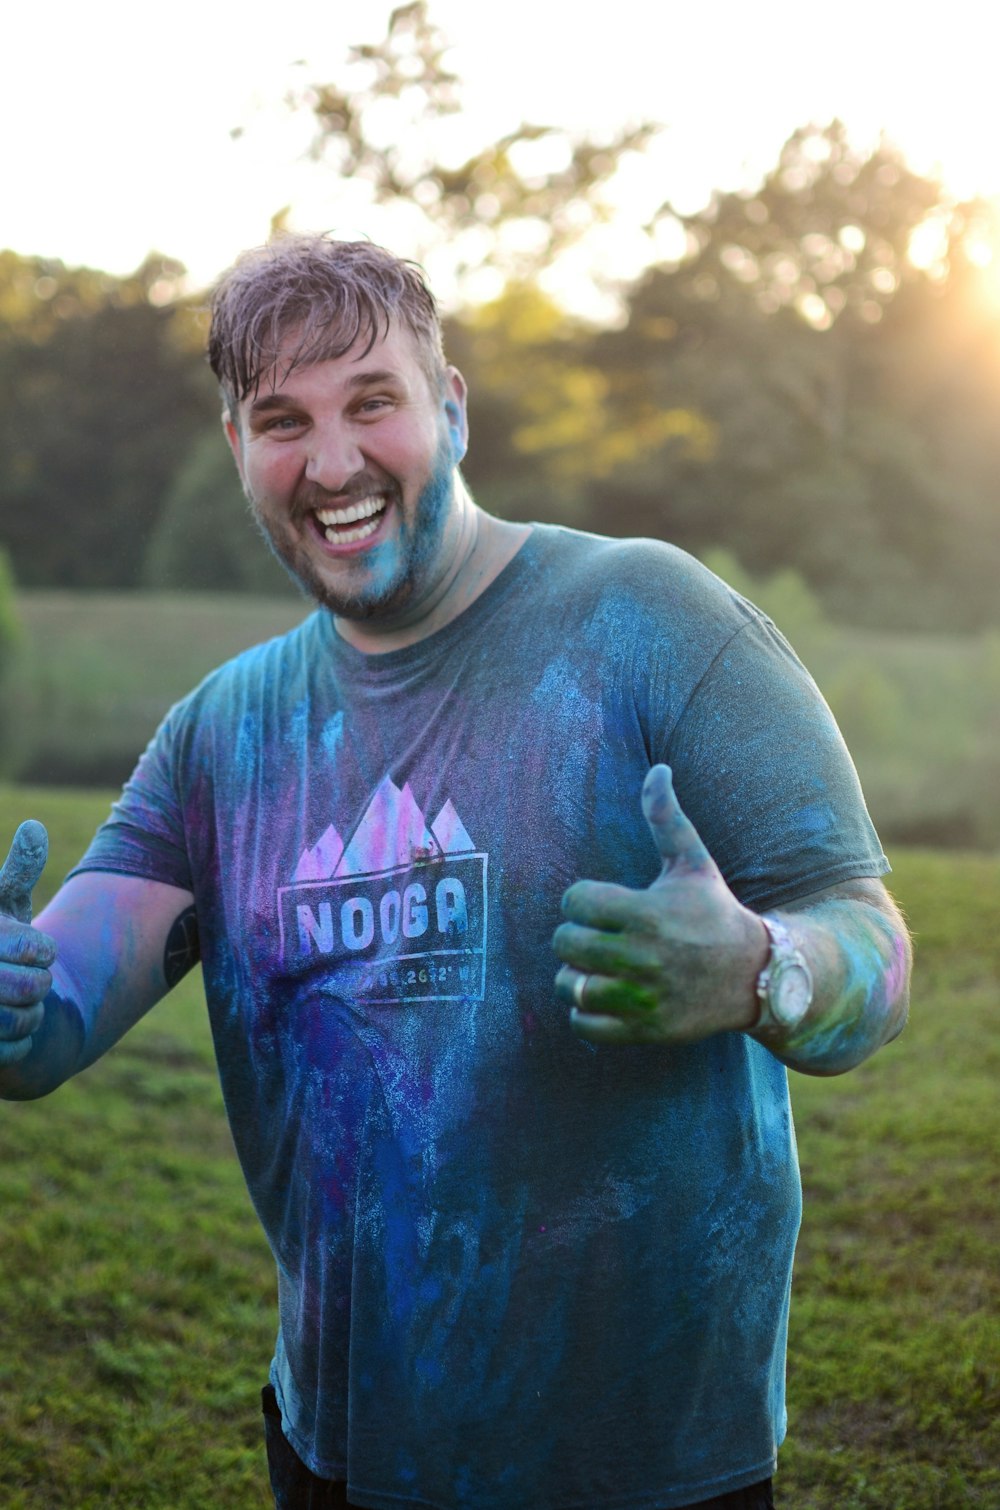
[67,704,194,892]
[662,613,890,911]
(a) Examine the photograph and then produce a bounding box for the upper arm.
[661,612,889,912]
[783,874,913,987]
[785,869,918,960]
[782,874,908,932]
[36,870,197,1073]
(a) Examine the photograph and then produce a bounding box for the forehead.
[248,319,430,406]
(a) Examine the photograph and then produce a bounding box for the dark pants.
[262,1385,775,1510]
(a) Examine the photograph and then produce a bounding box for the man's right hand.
[0,821,56,1066]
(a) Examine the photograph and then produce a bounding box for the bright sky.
[2,0,996,310]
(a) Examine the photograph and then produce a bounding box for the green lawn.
[7,591,308,787]
[0,790,997,1508]
[782,848,1000,1507]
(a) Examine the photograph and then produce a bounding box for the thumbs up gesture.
[0,821,56,1066]
[553,766,769,1045]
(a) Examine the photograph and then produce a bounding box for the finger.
[0,998,46,1040]
[642,766,715,876]
[561,879,649,930]
[0,821,49,924]
[552,921,662,979]
[554,964,588,1008]
[0,961,54,1010]
[554,966,657,1018]
[568,966,665,1044]
[570,1009,646,1045]
[0,921,57,970]
[570,1010,675,1045]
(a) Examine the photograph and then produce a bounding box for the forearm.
[0,873,197,1101]
[749,894,911,1076]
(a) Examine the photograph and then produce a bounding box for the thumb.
[0,820,49,924]
[642,766,716,879]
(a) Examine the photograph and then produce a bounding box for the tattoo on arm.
[163,905,201,988]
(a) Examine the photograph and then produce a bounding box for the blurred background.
[2,0,999,847]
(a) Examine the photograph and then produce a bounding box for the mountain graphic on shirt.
[293,776,476,882]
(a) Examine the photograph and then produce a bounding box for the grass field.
[6,591,308,787]
[0,789,997,1508]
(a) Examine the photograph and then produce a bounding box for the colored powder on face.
[323,429,457,622]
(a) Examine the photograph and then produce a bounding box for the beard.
[249,430,456,622]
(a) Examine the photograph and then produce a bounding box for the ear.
[443,367,469,463]
[222,411,246,485]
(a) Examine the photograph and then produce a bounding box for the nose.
[304,421,366,494]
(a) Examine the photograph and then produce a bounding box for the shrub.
[0,547,23,776]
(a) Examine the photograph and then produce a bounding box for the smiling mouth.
[313,494,388,545]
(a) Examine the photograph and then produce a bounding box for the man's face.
[225,322,468,625]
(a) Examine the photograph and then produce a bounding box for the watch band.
[754,914,814,1033]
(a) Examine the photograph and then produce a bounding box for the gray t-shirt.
[75,525,888,1508]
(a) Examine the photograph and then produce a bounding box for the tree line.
[3,9,1000,633]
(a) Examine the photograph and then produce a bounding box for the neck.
[333,486,531,655]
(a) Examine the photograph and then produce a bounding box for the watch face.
[773,962,812,1027]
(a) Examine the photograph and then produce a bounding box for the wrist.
[728,909,771,1032]
[749,914,814,1039]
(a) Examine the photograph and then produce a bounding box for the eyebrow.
[247,393,296,418]
[346,368,401,389]
[247,368,405,419]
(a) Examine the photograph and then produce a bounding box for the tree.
[0,251,217,589]
[143,429,301,597]
[7,72,1000,631]
[571,125,1000,629]
[653,120,943,334]
[0,546,22,776]
[281,0,658,303]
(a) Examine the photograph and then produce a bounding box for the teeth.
[323,515,382,545]
[315,495,386,527]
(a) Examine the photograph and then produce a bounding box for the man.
[0,235,910,1510]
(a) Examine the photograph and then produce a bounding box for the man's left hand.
[553,765,770,1045]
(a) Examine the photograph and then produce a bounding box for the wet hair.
[208,233,447,418]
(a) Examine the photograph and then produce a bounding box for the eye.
[263,413,305,434]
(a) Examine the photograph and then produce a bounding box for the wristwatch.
[753,915,813,1033]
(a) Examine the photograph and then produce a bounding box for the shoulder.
[524,523,764,644]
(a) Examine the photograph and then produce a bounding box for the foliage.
[656,121,942,331]
[283,0,659,295]
[0,251,217,590]
[0,546,20,668]
[5,31,1000,630]
[446,284,716,525]
[0,789,996,1506]
[142,429,300,596]
[0,547,22,776]
[697,548,826,644]
[808,625,1000,851]
[562,129,1000,630]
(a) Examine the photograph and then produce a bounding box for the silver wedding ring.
[572,972,590,1010]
